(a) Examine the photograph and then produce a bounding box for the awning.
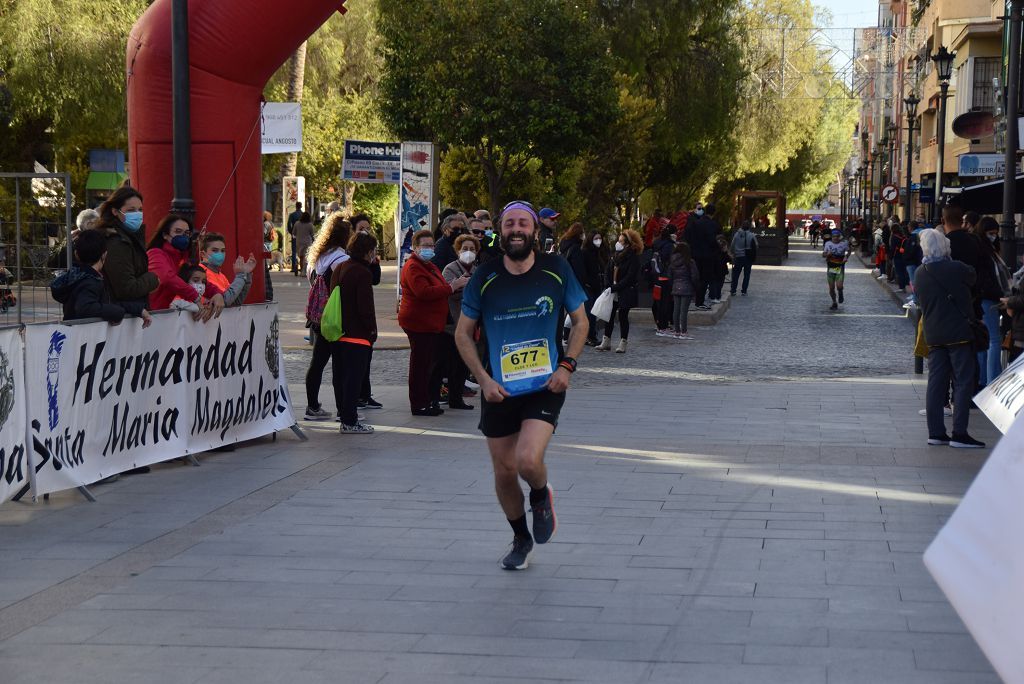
[950,175,1024,213]
[85,171,129,191]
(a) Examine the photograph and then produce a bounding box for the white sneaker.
[918,407,953,417]
[655,329,672,337]
[304,406,331,421]
[339,422,374,434]
[677,334,694,340]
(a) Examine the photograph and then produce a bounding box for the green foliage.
[377,0,616,214]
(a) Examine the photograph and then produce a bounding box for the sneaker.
[530,484,557,544]
[829,302,838,310]
[877,275,887,280]
[741,292,747,296]
[411,406,444,417]
[500,536,534,571]
[304,406,332,421]
[697,304,712,311]
[339,422,375,434]
[927,434,951,446]
[950,433,985,449]
[655,328,672,337]
[677,334,695,340]
[918,407,953,417]
[358,397,384,409]
[465,379,480,390]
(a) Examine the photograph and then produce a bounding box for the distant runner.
[455,201,588,571]
[823,228,850,310]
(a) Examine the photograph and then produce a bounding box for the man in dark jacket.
[431,213,465,269]
[51,230,152,326]
[943,204,984,317]
[686,203,721,308]
[914,228,983,449]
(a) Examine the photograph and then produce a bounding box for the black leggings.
[305,325,342,410]
[603,302,631,340]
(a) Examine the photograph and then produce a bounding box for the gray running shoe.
[500,536,534,570]
[304,406,331,421]
[339,422,374,434]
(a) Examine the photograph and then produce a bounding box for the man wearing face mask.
[455,201,588,571]
[95,186,159,312]
[686,202,721,309]
[431,213,467,269]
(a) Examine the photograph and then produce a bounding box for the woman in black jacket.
[581,230,609,345]
[596,229,643,354]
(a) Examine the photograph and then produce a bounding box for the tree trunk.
[341,182,356,213]
[279,41,308,179]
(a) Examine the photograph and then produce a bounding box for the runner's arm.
[547,303,588,394]
[454,313,509,402]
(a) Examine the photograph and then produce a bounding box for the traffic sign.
[881,184,899,204]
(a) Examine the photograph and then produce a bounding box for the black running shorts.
[479,389,567,438]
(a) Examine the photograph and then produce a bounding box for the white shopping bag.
[923,414,1024,683]
[592,287,614,322]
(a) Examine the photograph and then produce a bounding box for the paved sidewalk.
[0,240,1001,683]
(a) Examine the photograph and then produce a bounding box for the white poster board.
[924,414,1024,683]
[24,305,295,496]
[974,354,1024,434]
[261,102,303,154]
[0,327,29,503]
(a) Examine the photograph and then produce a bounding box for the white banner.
[924,413,1024,682]
[0,327,29,503]
[24,305,295,496]
[974,354,1024,434]
[261,102,303,154]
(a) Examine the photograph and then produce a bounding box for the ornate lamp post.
[903,94,920,226]
[861,131,870,234]
[932,46,956,221]
[887,122,899,218]
[849,174,857,226]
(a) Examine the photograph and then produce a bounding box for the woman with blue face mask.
[398,229,470,415]
[146,214,226,321]
[94,186,159,313]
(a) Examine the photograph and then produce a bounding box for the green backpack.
[320,286,344,340]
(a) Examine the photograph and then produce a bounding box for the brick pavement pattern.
[0,238,1000,683]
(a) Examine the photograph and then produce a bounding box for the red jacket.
[398,255,453,333]
[147,242,223,310]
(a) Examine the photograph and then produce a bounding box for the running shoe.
[829,302,838,310]
[358,397,384,409]
[927,434,951,446]
[339,422,374,434]
[677,334,695,340]
[500,536,534,570]
[655,329,672,337]
[530,484,557,544]
[304,406,332,421]
[950,434,985,449]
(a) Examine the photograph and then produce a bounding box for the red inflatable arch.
[126,0,346,302]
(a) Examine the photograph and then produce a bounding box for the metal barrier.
[0,173,74,326]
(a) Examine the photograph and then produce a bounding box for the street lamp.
[932,46,956,221]
[861,131,870,234]
[903,94,920,226]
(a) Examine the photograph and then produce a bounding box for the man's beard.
[501,231,535,261]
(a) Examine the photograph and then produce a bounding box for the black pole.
[935,81,950,224]
[904,120,914,225]
[862,165,869,234]
[170,0,195,221]
[1002,0,1022,270]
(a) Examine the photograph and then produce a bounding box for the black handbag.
[923,265,989,352]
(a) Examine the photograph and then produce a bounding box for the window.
[973,57,1000,111]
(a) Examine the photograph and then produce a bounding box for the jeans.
[672,295,691,333]
[926,344,976,437]
[603,302,631,340]
[305,325,343,411]
[403,329,443,410]
[731,256,752,294]
[906,265,918,296]
[337,343,372,425]
[979,299,1004,385]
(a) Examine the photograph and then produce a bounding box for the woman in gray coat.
[669,241,700,339]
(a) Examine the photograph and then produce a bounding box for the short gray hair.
[919,228,950,260]
[76,208,99,231]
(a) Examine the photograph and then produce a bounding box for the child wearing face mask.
[171,265,209,313]
[199,232,258,307]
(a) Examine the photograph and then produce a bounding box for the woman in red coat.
[146,215,225,319]
[398,229,470,415]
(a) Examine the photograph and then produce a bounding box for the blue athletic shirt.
[462,252,587,397]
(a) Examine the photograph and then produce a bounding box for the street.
[0,237,1000,683]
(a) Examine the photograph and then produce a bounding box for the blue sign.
[919,187,936,204]
[341,140,401,184]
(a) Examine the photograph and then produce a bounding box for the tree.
[279,43,308,180]
[377,0,616,216]
[0,0,148,198]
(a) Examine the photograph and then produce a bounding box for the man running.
[455,201,589,571]
[823,228,850,310]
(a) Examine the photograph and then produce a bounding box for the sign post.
[880,183,899,204]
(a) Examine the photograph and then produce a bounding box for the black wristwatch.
[558,356,577,373]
